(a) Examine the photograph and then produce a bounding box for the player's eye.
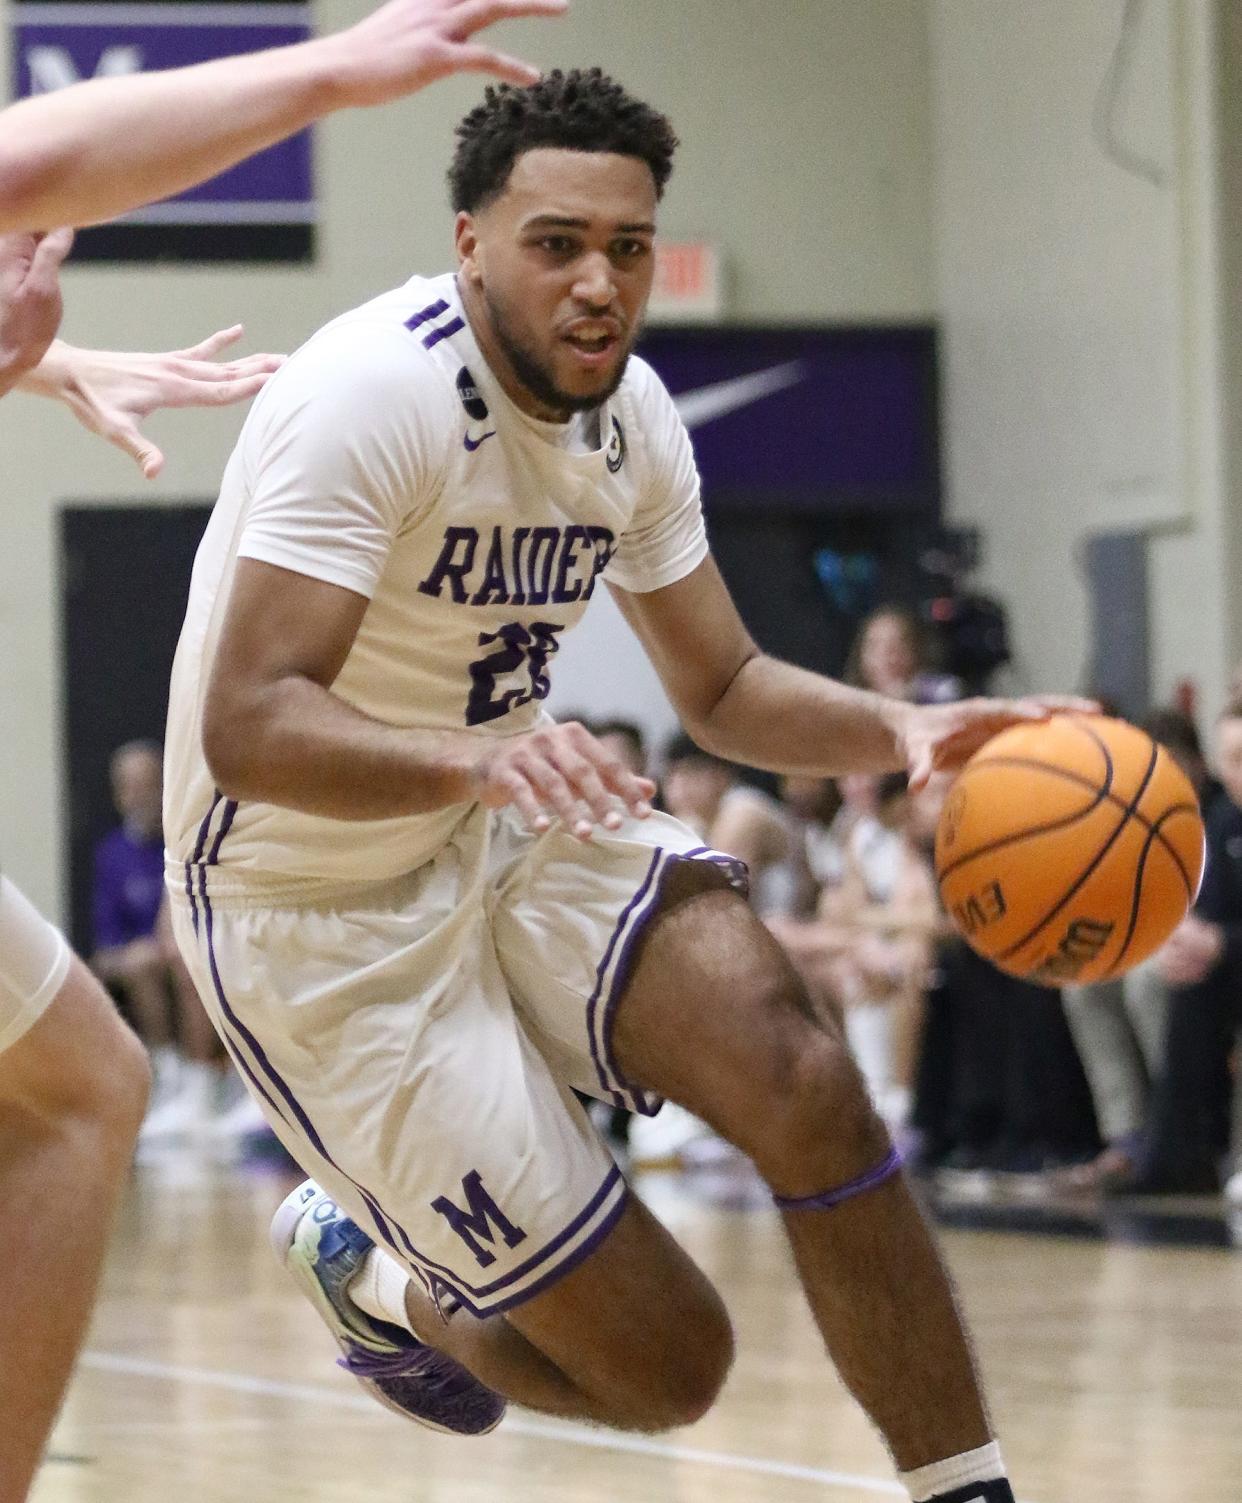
[538,235,578,257]
[611,239,650,263]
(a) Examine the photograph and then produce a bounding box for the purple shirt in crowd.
[92,826,165,950]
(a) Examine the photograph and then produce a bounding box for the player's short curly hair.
[448,68,678,213]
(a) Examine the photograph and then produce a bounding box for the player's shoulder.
[263,273,462,413]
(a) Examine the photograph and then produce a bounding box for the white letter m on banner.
[26,44,144,93]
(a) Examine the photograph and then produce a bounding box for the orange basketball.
[934,715,1205,986]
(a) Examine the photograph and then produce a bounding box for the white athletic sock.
[899,1441,1008,1502]
[348,1246,420,1336]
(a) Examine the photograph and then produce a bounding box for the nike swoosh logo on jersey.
[673,360,807,431]
[463,430,497,452]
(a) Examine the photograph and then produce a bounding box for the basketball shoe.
[270,1179,506,1435]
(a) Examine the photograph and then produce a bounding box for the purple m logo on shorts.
[431,1170,528,1269]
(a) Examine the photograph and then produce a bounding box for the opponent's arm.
[203,559,654,833]
[0,0,566,232]
[18,327,282,477]
[610,558,1089,786]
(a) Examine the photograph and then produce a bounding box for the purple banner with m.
[10,1,316,260]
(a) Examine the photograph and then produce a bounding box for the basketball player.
[163,71,1079,1503]
[2,10,564,1497]
[0,0,566,233]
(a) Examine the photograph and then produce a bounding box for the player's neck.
[457,278,573,425]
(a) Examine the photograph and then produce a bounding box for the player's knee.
[741,1001,886,1186]
[631,1292,733,1430]
[96,1011,152,1135]
[52,969,151,1134]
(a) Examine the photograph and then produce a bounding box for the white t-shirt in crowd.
[164,272,707,886]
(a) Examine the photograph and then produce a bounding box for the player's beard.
[484,287,633,417]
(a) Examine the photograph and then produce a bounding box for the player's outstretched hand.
[900,695,1099,790]
[26,325,283,478]
[330,0,568,107]
[473,720,656,840]
[0,228,73,395]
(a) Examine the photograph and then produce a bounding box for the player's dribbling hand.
[472,720,656,841]
[330,0,569,108]
[900,694,1100,790]
[0,228,73,396]
[24,325,283,478]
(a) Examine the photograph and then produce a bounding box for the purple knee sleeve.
[773,1146,902,1212]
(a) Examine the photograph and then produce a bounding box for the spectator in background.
[770,776,937,1135]
[1056,706,1215,1192]
[659,731,791,914]
[909,779,1099,1179]
[773,775,845,919]
[91,741,169,1066]
[1135,699,1242,1196]
[845,605,963,706]
[592,718,648,780]
[91,740,236,1143]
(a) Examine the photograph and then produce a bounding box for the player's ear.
[455,212,483,285]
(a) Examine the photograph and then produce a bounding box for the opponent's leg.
[610,870,998,1480]
[0,953,149,1503]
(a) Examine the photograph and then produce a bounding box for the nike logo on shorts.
[464,430,497,452]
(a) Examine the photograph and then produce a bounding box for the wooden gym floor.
[31,1156,1242,1503]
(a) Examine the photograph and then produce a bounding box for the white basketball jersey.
[164,273,707,885]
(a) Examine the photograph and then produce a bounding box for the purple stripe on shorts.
[184,792,222,941]
[585,847,664,1107]
[355,1189,402,1257]
[594,845,751,1117]
[195,880,426,1262]
[206,799,238,866]
[190,792,223,866]
[184,861,199,937]
[404,298,449,332]
[597,874,670,1117]
[198,874,289,1128]
[774,1146,903,1212]
[422,316,464,350]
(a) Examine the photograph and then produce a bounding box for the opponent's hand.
[28,325,282,477]
[899,695,1100,790]
[472,720,656,840]
[0,229,72,395]
[331,0,568,107]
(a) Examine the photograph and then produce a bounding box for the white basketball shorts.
[168,804,744,1317]
[0,875,72,1054]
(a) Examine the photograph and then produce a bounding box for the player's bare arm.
[611,556,1094,786]
[203,558,654,835]
[17,326,282,477]
[0,229,72,393]
[0,0,567,233]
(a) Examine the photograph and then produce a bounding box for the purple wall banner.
[639,325,941,516]
[11,1,315,261]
